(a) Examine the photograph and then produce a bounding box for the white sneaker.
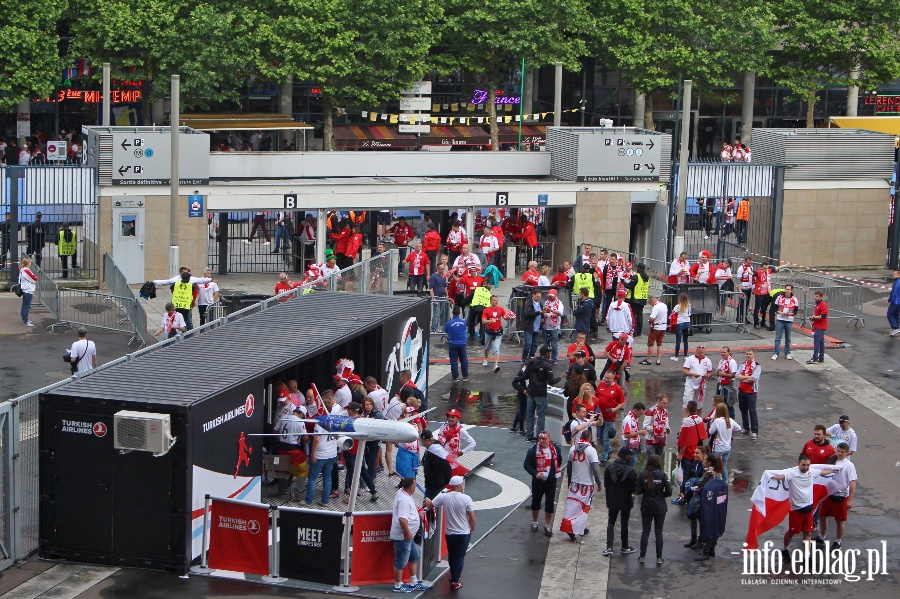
[482,360,488,367]
[670,356,679,361]
[263,241,271,245]
[771,354,778,361]
[243,239,251,244]
[891,329,900,337]
[786,354,793,360]
[24,321,34,327]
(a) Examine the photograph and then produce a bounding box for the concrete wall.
[573,191,633,256]
[781,182,889,268]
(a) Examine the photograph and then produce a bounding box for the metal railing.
[103,253,151,346]
[430,297,451,336]
[54,289,142,340]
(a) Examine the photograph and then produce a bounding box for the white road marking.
[469,467,531,511]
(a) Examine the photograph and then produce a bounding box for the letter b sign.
[284,194,297,209]
[496,192,509,206]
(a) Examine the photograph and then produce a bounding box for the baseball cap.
[35,211,42,218]
[617,288,627,297]
[449,475,465,487]
[539,345,552,356]
[548,288,558,296]
[839,415,850,423]
[574,350,586,357]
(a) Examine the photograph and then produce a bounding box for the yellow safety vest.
[171,282,194,310]
[58,230,76,256]
[471,286,491,307]
[573,272,594,298]
[633,275,649,301]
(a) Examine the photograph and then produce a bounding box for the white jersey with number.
[567,444,600,486]
[367,387,390,413]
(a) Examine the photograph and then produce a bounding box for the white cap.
[449,475,465,487]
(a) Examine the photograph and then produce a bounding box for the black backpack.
[511,362,529,392]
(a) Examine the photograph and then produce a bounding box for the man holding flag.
[560,428,603,543]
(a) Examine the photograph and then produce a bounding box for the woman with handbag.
[18,257,38,327]
[636,454,672,564]
[669,293,692,361]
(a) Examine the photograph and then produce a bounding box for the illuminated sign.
[863,95,900,114]
[54,89,143,103]
[471,89,520,105]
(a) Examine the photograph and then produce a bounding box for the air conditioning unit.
[114,411,172,453]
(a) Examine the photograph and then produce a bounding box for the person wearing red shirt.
[752,262,773,329]
[599,335,632,383]
[808,290,828,364]
[551,265,569,287]
[566,331,595,364]
[522,261,541,286]
[592,370,625,463]
[275,271,302,296]
[330,221,352,268]
[343,224,363,267]
[481,295,507,373]
[491,221,506,272]
[459,267,485,296]
[423,223,442,272]
[801,424,835,464]
[390,216,415,277]
[522,217,538,263]
[404,241,431,291]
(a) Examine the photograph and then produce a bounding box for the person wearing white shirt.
[154,302,186,338]
[714,259,733,318]
[772,284,799,360]
[770,455,837,553]
[390,478,431,593]
[196,268,219,326]
[68,328,97,374]
[681,345,712,416]
[708,404,742,482]
[715,346,739,415]
[364,377,390,413]
[815,443,858,549]
[333,377,352,408]
[668,252,691,285]
[304,423,338,506]
[640,296,668,365]
[670,293,692,361]
[425,476,475,590]
[452,244,481,272]
[825,416,857,454]
[736,256,754,323]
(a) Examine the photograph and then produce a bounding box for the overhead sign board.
[111,131,210,185]
[575,133,663,182]
[400,97,432,111]
[399,125,431,134]
[400,81,432,95]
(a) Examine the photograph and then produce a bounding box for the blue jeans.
[21,293,33,324]
[446,533,471,583]
[449,343,469,379]
[274,223,284,251]
[738,391,758,434]
[675,322,690,357]
[512,390,527,431]
[305,456,337,504]
[393,538,420,570]
[598,421,615,461]
[344,451,376,494]
[397,246,408,276]
[543,328,560,362]
[522,329,540,361]
[773,319,792,356]
[432,301,449,332]
[526,395,548,438]
[712,449,730,483]
[812,328,826,361]
[889,303,900,329]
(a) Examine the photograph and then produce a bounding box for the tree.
[257,0,442,150]
[70,0,257,123]
[0,0,68,112]
[435,0,590,148]
[771,0,900,127]
[594,0,776,129]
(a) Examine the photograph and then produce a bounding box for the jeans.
[21,293,33,324]
[432,300,449,333]
[598,421,615,461]
[522,329,540,361]
[397,246,408,276]
[344,451,376,494]
[716,385,736,419]
[392,538,420,571]
[739,289,752,321]
[712,449,730,483]
[364,442,380,480]
[646,445,664,457]
[773,319,792,355]
[274,223,284,251]
[176,308,194,331]
[198,304,211,326]
[305,456,337,504]
[812,328,826,361]
[512,390,527,431]
[601,290,614,322]
[640,511,666,559]
[889,303,900,329]
[607,507,631,549]
[543,328,560,362]
[675,322,690,357]
[738,391,758,434]
[449,343,469,379]
[445,533,471,583]
[526,395,548,438]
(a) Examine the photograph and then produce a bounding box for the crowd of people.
[0,130,84,165]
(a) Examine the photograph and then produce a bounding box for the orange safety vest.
[736,200,750,221]
[349,211,366,225]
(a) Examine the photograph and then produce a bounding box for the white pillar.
[169,75,180,278]
[741,71,756,145]
[553,63,563,127]
[846,68,860,117]
[633,93,646,129]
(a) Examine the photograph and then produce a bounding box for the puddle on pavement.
[436,388,520,427]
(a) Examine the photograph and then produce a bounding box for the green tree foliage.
[257,0,442,150]
[70,0,256,120]
[0,0,68,111]
[771,0,900,127]
[435,0,590,148]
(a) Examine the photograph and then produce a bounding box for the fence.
[103,253,151,346]
[790,271,865,328]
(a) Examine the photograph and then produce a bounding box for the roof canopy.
[179,113,313,131]
[829,116,900,136]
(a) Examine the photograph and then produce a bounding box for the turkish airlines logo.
[247,519,261,534]
[244,394,255,418]
[93,422,107,437]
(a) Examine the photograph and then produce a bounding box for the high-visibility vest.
[349,211,366,224]
[58,229,76,256]
[573,272,594,298]
[171,282,194,310]
[736,200,750,221]
[633,274,650,300]
[471,286,491,307]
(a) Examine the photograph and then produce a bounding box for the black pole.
[217,211,229,276]
[7,166,21,284]
[890,160,900,270]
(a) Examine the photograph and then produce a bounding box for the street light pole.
[674,79,693,257]
[170,74,180,278]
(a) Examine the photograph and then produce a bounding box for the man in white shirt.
[736,256,755,324]
[452,244,481,272]
[561,428,603,543]
[69,328,97,374]
[154,302,186,338]
[333,375,352,408]
[196,268,219,326]
[770,454,837,555]
[364,377,390,413]
[772,284,798,360]
[682,345,713,416]
[825,416,858,454]
[304,423,339,506]
[390,477,431,593]
[715,346,739,413]
[478,225,499,267]
[640,296,668,365]
[815,443,858,550]
[426,476,475,590]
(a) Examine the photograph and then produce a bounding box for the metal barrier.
[659,288,749,334]
[31,262,60,320]
[506,286,574,342]
[54,289,141,340]
[102,253,151,346]
[430,297,451,335]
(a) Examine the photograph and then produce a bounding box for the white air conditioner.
[114,411,172,453]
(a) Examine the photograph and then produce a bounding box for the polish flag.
[310,383,328,416]
[745,465,847,549]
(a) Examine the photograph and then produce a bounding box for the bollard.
[261,507,287,582]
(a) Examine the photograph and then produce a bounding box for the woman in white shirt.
[537,265,552,287]
[714,259,733,319]
[670,293,692,361]
[708,403,742,483]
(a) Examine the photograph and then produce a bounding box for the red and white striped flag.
[310,383,328,416]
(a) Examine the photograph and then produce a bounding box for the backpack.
[511,363,529,392]
[139,281,156,300]
[684,476,701,519]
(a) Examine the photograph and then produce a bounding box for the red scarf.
[739,360,757,393]
[438,422,463,458]
[535,442,559,477]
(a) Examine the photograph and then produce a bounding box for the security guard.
[467,282,492,342]
[57,222,78,279]
[170,271,196,331]
[626,263,651,336]
[571,262,598,337]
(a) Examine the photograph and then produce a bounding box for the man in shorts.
[523,431,562,537]
[770,454,837,556]
[640,296,668,366]
[814,442,857,550]
[682,345,712,417]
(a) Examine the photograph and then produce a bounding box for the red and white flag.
[745,465,847,549]
[310,383,328,416]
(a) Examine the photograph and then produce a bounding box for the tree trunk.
[522,70,534,122]
[805,91,816,128]
[644,94,655,131]
[740,71,756,145]
[846,67,859,117]
[488,87,499,150]
[633,93,645,128]
[323,94,334,151]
